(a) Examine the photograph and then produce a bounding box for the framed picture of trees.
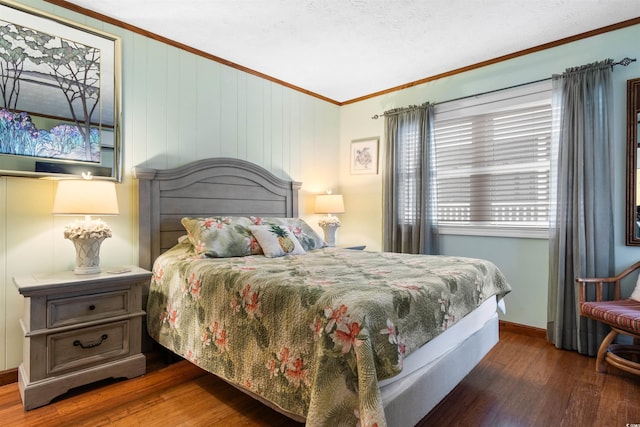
[0,0,122,180]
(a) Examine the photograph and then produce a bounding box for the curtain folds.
[547,59,615,355]
[382,103,438,254]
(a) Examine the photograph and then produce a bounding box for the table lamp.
[315,192,345,247]
[52,176,119,274]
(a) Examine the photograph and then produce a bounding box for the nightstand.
[14,266,151,410]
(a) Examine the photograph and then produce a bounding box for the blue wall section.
[441,235,549,328]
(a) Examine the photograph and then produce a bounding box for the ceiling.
[62,0,640,104]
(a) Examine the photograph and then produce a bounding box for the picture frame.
[350,137,379,175]
[0,0,122,181]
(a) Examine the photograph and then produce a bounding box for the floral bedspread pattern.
[147,243,511,426]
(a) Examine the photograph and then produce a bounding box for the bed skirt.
[381,313,499,426]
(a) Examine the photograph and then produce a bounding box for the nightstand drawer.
[48,290,129,328]
[48,320,130,375]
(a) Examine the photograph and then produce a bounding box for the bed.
[134,157,511,427]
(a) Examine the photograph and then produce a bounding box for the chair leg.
[596,329,618,372]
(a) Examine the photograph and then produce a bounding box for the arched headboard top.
[134,157,301,191]
[134,157,301,269]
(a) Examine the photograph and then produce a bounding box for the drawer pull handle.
[89,305,96,310]
[73,334,108,349]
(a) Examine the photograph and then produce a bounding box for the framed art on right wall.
[350,137,379,175]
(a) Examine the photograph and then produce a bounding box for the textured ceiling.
[62,0,640,103]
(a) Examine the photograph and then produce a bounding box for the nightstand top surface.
[14,266,151,295]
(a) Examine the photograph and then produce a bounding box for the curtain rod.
[371,57,636,119]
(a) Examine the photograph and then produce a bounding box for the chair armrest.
[575,261,640,302]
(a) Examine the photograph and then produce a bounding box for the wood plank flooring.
[419,330,640,426]
[1,330,638,426]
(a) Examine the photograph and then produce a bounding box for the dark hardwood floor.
[1,330,638,426]
[419,330,640,427]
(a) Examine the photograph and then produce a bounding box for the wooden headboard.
[134,157,301,270]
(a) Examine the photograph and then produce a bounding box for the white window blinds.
[433,81,552,236]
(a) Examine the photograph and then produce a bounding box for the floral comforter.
[146,242,511,426]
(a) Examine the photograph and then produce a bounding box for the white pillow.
[631,274,640,301]
[249,225,306,258]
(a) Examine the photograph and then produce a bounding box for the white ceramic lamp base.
[71,237,106,274]
[320,223,340,247]
[62,219,113,275]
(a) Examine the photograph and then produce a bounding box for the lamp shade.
[315,194,345,214]
[53,179,119,215]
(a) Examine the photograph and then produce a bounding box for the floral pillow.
[248,224,306,258]
[250,216,326,251]
[181,216,262,257]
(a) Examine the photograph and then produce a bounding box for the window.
[433,81,552,237]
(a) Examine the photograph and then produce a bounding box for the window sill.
[437,225,549,239]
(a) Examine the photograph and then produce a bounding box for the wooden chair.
[576,261,640,375]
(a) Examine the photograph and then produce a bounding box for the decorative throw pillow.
[181,217,262,257]
[631,273,640,301]
[249,224,306,258]
[250,216,326,251]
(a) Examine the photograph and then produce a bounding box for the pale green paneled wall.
[339,23,640,329]
[0,178,4,373]
[0,0,340,370]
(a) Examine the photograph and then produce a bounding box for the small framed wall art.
[350,137,379,175]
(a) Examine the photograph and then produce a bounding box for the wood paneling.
[0,177,5,371]
[119,27,338,176]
